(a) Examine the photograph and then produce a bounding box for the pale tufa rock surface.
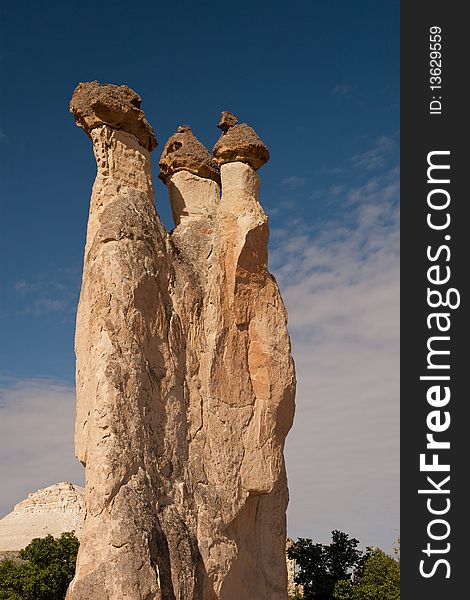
[0,483,84,552]
[67,81,295,600]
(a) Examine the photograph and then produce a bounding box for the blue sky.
[0,1,399,551]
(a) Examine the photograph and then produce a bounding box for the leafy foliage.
[287,530,364,600]
[0,532,79,600]
[333,548,400,600]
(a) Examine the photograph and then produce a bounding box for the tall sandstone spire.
[67,82,296,600]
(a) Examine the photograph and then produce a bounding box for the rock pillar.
[68,86,295,600]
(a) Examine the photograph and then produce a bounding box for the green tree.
[287,531,364,600]
[0,532,79,600]
[333,548,400,600]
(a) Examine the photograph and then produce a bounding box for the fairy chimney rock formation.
[68,81,295,600]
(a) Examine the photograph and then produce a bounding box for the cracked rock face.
[213,112,270,170]
[67,82,295,600]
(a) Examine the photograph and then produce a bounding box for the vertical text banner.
[401,2,468,598]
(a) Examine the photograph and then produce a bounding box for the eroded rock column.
[68,82,203,600]
[68,84,295,600]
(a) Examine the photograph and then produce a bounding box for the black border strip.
[401,2,467,597]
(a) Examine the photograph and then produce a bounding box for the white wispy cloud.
[12,270,80,316]
[328,184,346,197]
[0,378,84,518]
[272,167,399,551]
[350,136,395,171]
[281,176,306,189]
[331,84,353,96]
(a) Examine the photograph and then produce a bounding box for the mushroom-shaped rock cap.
[213,112,270,170]
[159,125,220,184]
[70,81,157,152]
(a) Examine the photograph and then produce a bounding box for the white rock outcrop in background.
[0,482,84,552]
